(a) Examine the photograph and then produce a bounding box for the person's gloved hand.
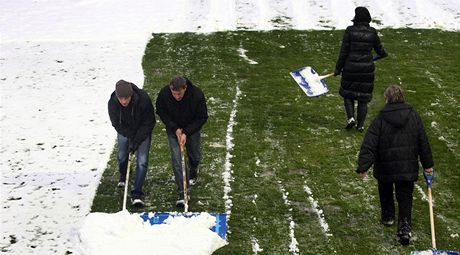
[373,54,383,62]
[333,69,341,76]
[128,140,139,153]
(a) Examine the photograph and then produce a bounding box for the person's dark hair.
[169,76,187,91]
[384,85,405,103]
[352,6,372,23]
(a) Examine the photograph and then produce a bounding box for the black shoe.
[345,117,356,129]
[381,217,394,227]
[356,126,364,133]
[175,194,190,207]
[189,167,199,186]
[190,177,198,186]
[397,221,411,245]
[131,194,144,207]
[118,175,126,188]
[175,199,185,207]
[398,233,411,245]
[117,181,125,188]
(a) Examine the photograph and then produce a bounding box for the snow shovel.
[119,150,227,239]
[411,169,460,255]
[122,152,133,211]
[138,143,228,239]
[290,66,333,97]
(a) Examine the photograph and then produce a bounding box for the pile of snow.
[75,211,226,255]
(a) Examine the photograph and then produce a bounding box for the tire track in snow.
[222,85,242,233]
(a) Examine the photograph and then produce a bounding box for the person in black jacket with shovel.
[108,80,155,207]
[357,85,434,245]
[334,6,387,132]
[156,76,208,207]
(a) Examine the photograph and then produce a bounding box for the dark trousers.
[344,98,367,128]
[378,180,414,232]
[117,133,152,196]
[167,131,201,195]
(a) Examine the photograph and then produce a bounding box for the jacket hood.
[380,102,413,128]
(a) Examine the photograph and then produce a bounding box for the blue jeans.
[167,131,201,195]
[117,133,151,197]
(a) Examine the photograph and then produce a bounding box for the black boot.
[397,219,411,245]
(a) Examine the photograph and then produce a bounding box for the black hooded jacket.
[358,102,434,182]
[155,79,208,136]
[335,20,387,102]
[108,84,155,145]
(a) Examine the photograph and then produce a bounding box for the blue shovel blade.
[139,212,227,239]
[411,250,460,255]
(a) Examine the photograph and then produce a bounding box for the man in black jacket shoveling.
[156,76,208,207]
[108,80,155,207]
[357,85,434,245]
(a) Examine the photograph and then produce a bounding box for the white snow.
[303,183,333,237]
[1,0,459,254]
[238,47,259,65]
[278,181,299,255]
[251,236,264,254]
[222,85,242,228]
[75,211,226,255]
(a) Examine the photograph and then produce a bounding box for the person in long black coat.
[334,6,387,132]
[357,85,434,245]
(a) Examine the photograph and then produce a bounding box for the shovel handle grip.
[423,168,435,188]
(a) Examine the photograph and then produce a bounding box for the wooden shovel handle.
[318,73,335,80]
[428,187,436,249]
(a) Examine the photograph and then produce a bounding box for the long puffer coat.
[335,22,387,102]
[357,102,434,182]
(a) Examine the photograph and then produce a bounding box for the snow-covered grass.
[1,1,459,254]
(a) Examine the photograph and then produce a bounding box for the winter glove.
[128,140,139,153]
[333,69,341,76]
[373,54,383,62]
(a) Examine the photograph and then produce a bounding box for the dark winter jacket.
[108,84,155,145]
[155,79,208,136]
[357,102,434,182]
[335,22,387,102]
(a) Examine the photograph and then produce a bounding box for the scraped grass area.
[91,29,460,254]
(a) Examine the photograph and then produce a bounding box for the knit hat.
[115,80,133,98]
[352,6,372,23]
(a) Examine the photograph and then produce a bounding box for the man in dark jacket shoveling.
[357,85,434,245]
[108,80,155,207]
[155,76,208,207]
